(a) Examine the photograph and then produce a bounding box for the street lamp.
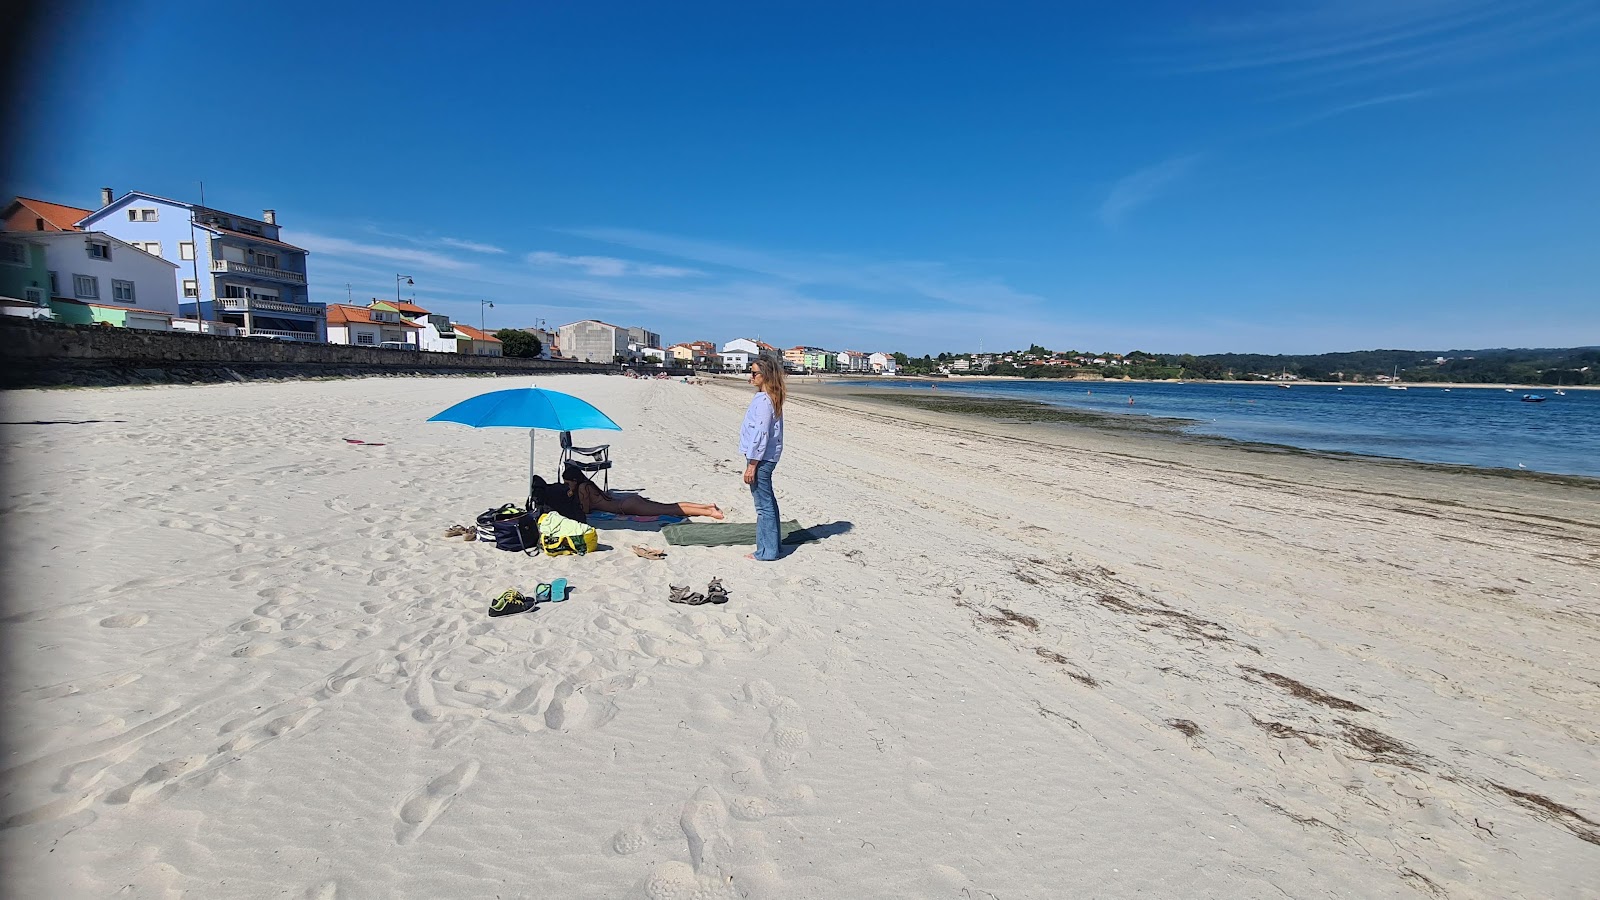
[480,300,494,342]
[395,274,413,305]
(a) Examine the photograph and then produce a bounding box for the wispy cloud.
[565,227,1048,309]
[1098,155,1198,228]
[1149,0,1600,91]
[527,250,698,278]
[290,231,474,271]
[438,237,506,254]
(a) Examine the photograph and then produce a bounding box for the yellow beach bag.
[537,510,598,556]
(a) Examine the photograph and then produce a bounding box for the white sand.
[2,374,1597,898]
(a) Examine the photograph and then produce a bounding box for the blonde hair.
[752,355,786,417]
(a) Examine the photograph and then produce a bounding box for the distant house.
[836,350,870,372]
[326,304,421,346]
[453,323,503,357]
[77,188,323,341]
[371,300,455,352]
[868,352,897,375]
[721,337,782,372]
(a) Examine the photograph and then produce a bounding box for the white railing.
[210,259,306,284]
[215,296,322,316]
[246,328,319,341]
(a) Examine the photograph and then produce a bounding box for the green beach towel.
[661,520,813,547]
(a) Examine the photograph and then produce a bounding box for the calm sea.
[835,379,1600,479]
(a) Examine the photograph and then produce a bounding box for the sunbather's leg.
[589,493,724,520]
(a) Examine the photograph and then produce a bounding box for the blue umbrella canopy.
[429,387,621,501]
[428,386,622,432]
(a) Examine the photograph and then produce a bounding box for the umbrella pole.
[528,428,536,507]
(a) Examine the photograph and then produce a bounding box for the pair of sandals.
[488,578,568,618]
[632,545,667,560]
[668,577,729,606]
[443,524,477,542]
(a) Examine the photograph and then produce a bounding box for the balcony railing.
[211,259,306,284]
[245,328,319,341]
[215,296,322,317]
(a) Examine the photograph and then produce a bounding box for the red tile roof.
[327,304,421,327]
[452,323,501,343]
[4,197,92,232]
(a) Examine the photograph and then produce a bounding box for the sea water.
[838,379,1600,478]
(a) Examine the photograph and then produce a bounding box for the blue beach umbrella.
[428,386,622,500]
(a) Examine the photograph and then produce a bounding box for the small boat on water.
[1521,394,1547,403]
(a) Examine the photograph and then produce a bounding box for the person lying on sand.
[562,467,724,520]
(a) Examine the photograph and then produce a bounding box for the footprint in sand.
[104,754,209,805]
[99,613,149,628]
[395,759,479,845]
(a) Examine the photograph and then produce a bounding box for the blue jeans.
[748,459,781,560]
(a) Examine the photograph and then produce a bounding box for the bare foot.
[710,504,725,520]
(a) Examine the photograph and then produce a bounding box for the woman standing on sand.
[741,356,786,561]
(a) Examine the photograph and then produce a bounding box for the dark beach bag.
[529,475,588,524]
[476,504,540,553]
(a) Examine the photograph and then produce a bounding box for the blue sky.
[14,0,1600,354]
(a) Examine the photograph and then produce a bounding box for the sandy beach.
[3,373,1598,898]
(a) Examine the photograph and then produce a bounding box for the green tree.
[1027,343,1049,356]
[495,329,542,358]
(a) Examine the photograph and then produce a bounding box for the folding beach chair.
[559,430,612,491]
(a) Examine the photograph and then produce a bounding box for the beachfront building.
[559,319,629,363]
[453,323,503,356]
[78,189,324,342]
[869,352,898,375]
[672,340,718,368]
[26,231,181,325]
[837,350,870,372]
[326,304,422,347]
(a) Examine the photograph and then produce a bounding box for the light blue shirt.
[740,392,783,462]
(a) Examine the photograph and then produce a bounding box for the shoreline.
[770,378,1600,492]
[809,373,1599,390]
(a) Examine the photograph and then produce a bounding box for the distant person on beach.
[560,467,724,520]
[741,356,786,561]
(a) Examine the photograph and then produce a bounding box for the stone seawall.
[0,318,618,387]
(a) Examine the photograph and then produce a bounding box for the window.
[87,241,110,260]
[251,251,279,269]
[49,271,58,295]
[179,241,195,260]
[127,208,158,222]
[112,279,136,302]
[133,241,162,256]
[1,240,26,265]
[73,274,98,299]
[223,284,247,299]
[24,286,43,303]
[182,279,198,298]
[356,332,375,345]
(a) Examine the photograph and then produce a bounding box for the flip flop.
[548,578,568,603]
[705,577,730,605]
[534,583,553,603]
[632,545,667,560]
[488,589,537,618]
[443,524,470,538]
[343,438,365,444]
[668,584,709,605]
